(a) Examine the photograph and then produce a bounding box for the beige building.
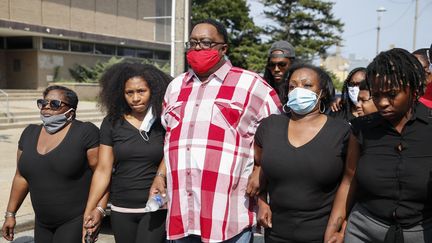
[320,46,350,83]
[0,0,175,89]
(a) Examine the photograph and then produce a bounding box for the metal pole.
[413,0,419,50]
[170,0,176,77]
[376,7,386,55]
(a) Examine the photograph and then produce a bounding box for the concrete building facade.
[0,0,176,89]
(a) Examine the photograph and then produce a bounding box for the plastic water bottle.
[144,194,168,212]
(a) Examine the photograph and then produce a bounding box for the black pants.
[111,210,167,243]
[34,215,83,243]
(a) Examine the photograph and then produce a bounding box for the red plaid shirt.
[162,61,281,242]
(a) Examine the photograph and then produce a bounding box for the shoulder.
[261,114,288,126]
[73,120,99,132]
[21,124,40,136]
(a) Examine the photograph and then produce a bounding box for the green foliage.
[68,57,170,83]
[191,0,267,72]
[322,67,343,92]
[261,0,344,61]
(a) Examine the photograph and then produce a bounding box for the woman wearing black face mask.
[1,85,100,243]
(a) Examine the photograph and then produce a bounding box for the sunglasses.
[37,99,70,110]
[267,62,289,69]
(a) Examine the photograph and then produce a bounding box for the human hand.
[257,198,272,228]
[330,97,342,112]
[246,166,261,197]
[1,217,16,241]
[82,208,103,242]
[325,220,346,243]
[149,175,166,198]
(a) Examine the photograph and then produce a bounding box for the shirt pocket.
[211,99,244,131]
[163,101,183,131]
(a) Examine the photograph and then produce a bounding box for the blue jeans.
[171,228,252,243]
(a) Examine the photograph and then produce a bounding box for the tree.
[192,0,267,72]
[261,0,344,61]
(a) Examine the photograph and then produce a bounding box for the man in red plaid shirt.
[151,19,281,242]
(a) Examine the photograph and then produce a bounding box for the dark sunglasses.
[267,62,289,69]
[37,99,70,110]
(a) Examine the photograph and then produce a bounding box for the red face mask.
[186,49,221,75]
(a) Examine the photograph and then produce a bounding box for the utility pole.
[413,0,419,50]
[376,7,387,55]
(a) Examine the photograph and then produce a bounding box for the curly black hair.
[339,67,367,120]
[279,63,335,111]
[367,48,425,102]
[99,62,172,124]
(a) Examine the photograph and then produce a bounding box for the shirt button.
[186,146,190,151]
[188,192,192,196]
[187,170,191,175]
[195,104,199,107]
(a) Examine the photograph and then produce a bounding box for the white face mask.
[348,86,360,105]
[139,106,156,141]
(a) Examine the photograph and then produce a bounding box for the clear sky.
[248,0,432,61]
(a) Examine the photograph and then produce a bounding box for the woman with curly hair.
[83,62,171,243]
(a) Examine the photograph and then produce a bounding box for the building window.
[0,37,4,49]
[95,44,116,55]
[6,37,33,49]
[154,50,170,60]
[71,41,94,53]
[136,48,153,59]
[42,38,69,51]
[155,0,171,42]
[117,47,136,57]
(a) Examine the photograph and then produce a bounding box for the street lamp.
[376,7,387,55]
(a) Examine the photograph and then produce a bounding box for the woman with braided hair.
[325,48,432,243]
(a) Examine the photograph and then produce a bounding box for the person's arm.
[253,143,272,228]
[1,150,28,241]
[83,145,113,233]
[149,160,167,197]
[246,143,263,197]
[324,134,360,243]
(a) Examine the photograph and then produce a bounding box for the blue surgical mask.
[40,108,74,134]
[287,88,320,115]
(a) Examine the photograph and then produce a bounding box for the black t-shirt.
[255,114,350,242]
[18,120,99,227]
[353,103,432,227]
[100,116,165,208]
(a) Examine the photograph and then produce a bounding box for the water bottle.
[144,193,168,212]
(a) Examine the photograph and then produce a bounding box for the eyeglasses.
[267,62,289,69]
[185,40,225,50]
[37,99,70,110]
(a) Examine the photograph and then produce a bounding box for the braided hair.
[339,67,367,120]
[366,48,425,104]
[99,62,172,125]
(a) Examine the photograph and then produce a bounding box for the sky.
[248,0,432,61]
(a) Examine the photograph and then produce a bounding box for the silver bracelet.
[156,171,166,179]
[96,206,106,218]
[4,211,16,218]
